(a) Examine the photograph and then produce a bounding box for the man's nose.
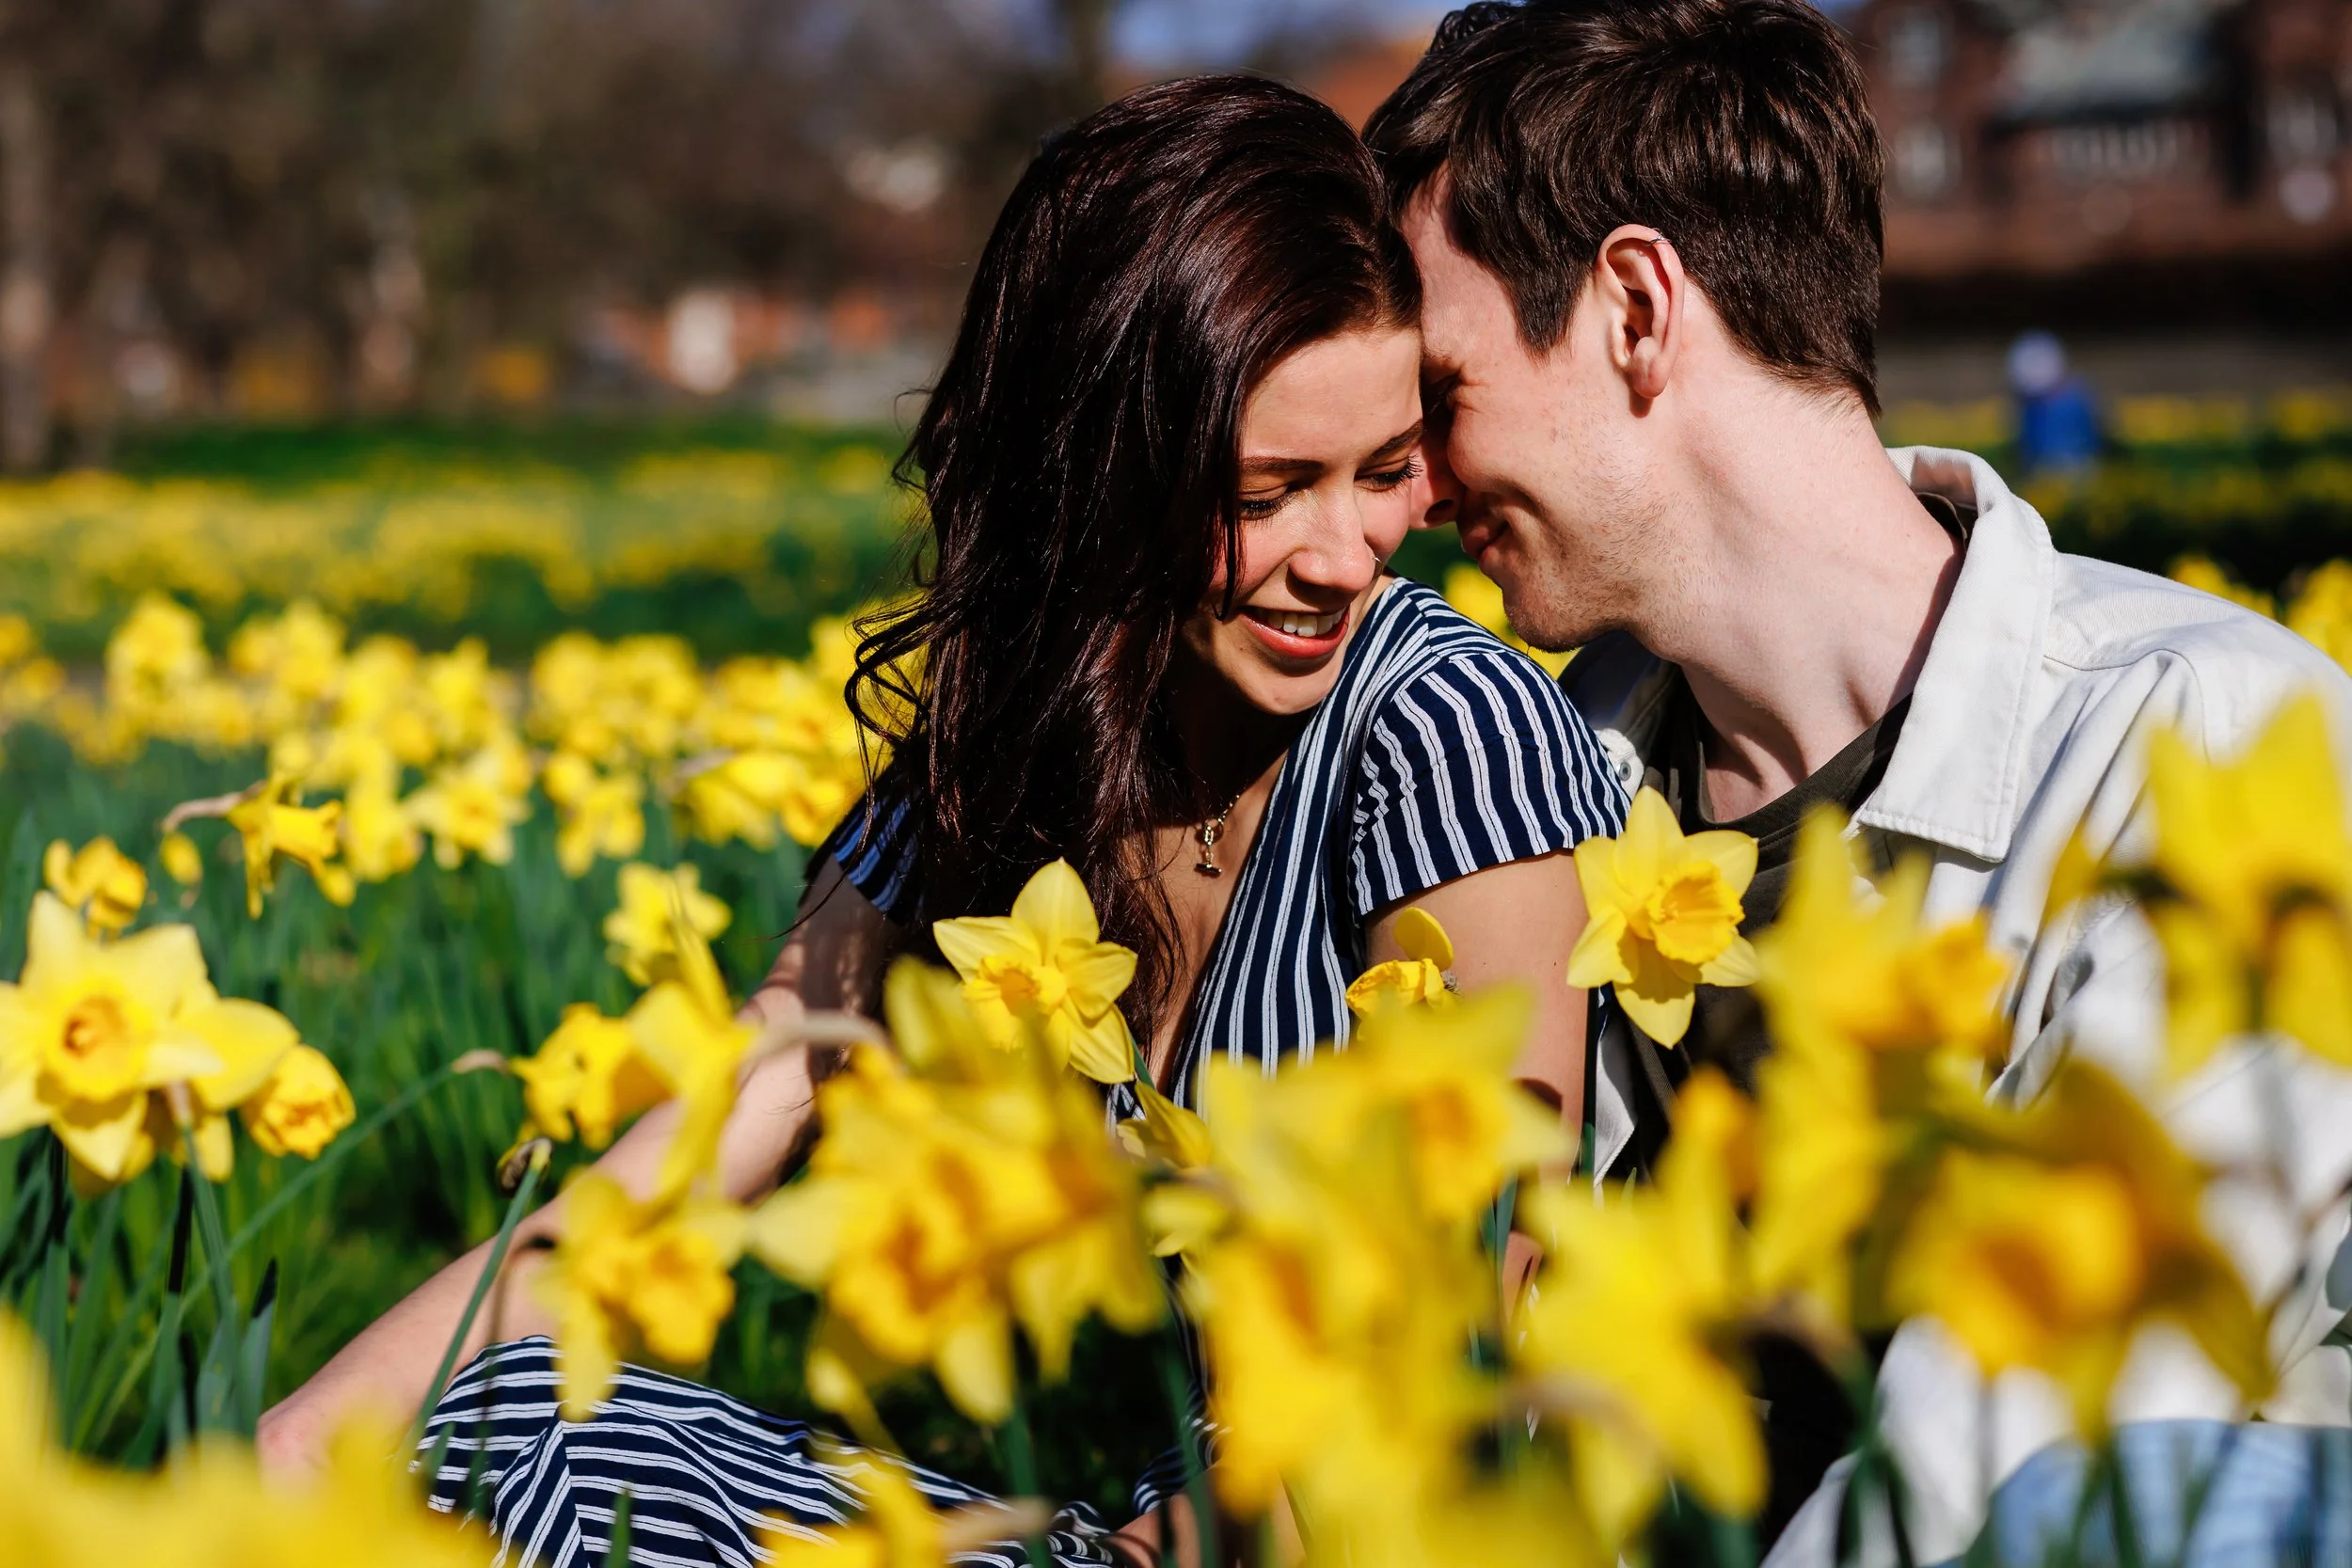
[1415,437,1463,529]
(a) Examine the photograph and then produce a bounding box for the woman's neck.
[1164,657,1304,813]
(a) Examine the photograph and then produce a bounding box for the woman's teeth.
[1264,610,1343,639]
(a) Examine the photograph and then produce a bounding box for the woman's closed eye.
[1237,454,1424,521]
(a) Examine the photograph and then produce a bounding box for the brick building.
[1853,0,2352,321]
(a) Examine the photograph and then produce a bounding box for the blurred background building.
[0,0,2340,455]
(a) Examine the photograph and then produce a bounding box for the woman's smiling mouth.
[1239,604,1350,658]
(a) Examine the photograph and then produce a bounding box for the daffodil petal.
[1009,859,1101,947]
[930,916,1032,982]
[1698,935,1761,989]
[1565,911,1632,989]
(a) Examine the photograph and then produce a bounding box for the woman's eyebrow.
[1241,421,1426,478]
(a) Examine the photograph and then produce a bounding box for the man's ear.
[1594,226,1685,404]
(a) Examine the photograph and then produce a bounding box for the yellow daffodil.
[2139,693,2352,1071]
[1345,907,1456,1016]
[165,995,305,1180]
[604,862,731,987]
[1182,1056,1496,1529]
[1745,811,2012,1307]
[932,859,1138,1085]
[1518,1069,1764,1543]
[625,901,755,1196]
[1883,1061,2269,1433]
[41,837,148,936]
[1756,812,2010,1065]
[512,1003,667,1149]
[1565,787,1758,1046]
[539,1170,748,1418]
[1308,986,1568,1223]
[554,768,647,878]
[158,831,204,889]
[750,1018,1160,1424]
[0,894,227,1185]
[1117,1077,1216,1171]
[228,771,357,915]
[340,782,423,883]
[240,1043,355,1159]
[0,1309,485,1568]
[405,735,532,868]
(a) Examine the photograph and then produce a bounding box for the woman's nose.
[1415,437,1463,529]
[1289,502,1382,595]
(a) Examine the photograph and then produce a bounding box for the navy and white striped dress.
[418,579,1626,1566]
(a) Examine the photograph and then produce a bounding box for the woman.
[260,75,1625,1565]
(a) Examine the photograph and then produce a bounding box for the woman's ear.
[1595,226,1685,405]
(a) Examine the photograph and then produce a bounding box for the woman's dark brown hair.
[850,74,1420,1047]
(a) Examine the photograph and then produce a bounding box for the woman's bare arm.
[256,858,897,1477]
[1367,849,1591,1298]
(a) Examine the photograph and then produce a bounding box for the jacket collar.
[1851,447,2054,864]
[1562,446,2053,865]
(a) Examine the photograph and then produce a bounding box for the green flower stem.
[403,1142,550,1460]
[1156,1336,1219,1568]
[998,1394,1054,1568]
[179,1122,239,1324]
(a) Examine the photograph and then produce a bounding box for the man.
[1366,2,2352,1561]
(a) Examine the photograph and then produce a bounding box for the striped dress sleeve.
[815,761,921,922]
[1346,643,1627,918]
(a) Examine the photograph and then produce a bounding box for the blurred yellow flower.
[2169,556,2276,620]
[751,1025,1160,1425]
[1317,986,1568,1223]
[405,738,532,869]
[1885,1062,2269,1433]
[514,1002,667,1148]
[0,1308,485,1568]
[1183,1054,1496,1528]
[1565,787,1758,1045]
[1518,1069,1764,1542]
[554,768,647,878]
[539,1170,748,1419]
[1345,907,1456,1016]
[1116,1077,1215,1171]
[228,772,356,915]
[240,1042,355,1159]
[1749,812,2010,1304]
[0,894,226,1185]
[2141,692,2352,1070]
[340,783,423,883]
[41,836,148,935]
[605,862,731,987]
[932,859,1138,1085]
[158,831,204,889]
[168,995,305,1180]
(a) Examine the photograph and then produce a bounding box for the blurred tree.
[0,0,1131,458]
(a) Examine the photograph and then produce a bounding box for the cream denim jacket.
[1563,448,2352,1566]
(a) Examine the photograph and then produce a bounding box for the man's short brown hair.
[1365,0,1886,413]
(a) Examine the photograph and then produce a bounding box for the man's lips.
[1458,515,1504,565]
[1239,603,1350,659]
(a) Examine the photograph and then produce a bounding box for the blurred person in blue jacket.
[2010,329,2104,474]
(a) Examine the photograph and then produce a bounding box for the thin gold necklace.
[1193,792,1241,878]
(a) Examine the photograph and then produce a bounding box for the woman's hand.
[257,859,897,1481]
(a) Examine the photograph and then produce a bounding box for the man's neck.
[1645,403,1963,823]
